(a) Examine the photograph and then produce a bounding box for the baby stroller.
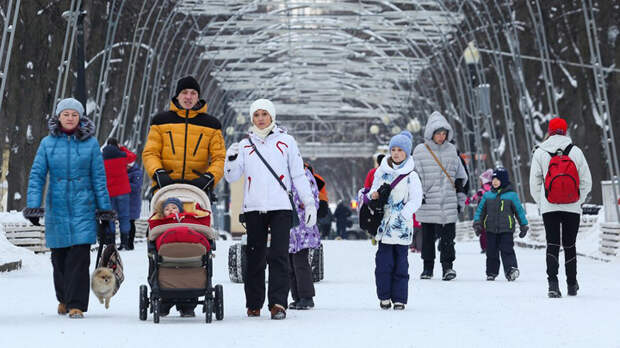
[138,184,223,323]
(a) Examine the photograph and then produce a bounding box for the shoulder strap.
[248,137,295,209]
[563,144,574,156]
[390,171,412,189]
[425,143,455,188]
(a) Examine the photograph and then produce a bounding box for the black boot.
[420,261,433,279]
[567,282,579,296]
[548,280,562,298]
[119,234,129,251]
[128,226,135,250]
[442,263,456,281]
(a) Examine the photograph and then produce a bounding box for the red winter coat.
[103,145,137,197]
[364,167,378,189]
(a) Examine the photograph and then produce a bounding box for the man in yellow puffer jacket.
[143,76,225,196]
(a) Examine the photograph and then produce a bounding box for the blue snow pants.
[375,242,410,304]
[108,194,130,236]
[486,232,518,278]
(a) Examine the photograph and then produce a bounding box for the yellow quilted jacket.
[142,99,226,187]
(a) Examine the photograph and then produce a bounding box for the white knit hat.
[249,99,276,124]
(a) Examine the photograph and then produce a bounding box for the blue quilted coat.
[26,116,111,248]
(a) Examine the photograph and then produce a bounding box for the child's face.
[492,178,501,189]
[390,146,406,163]
[163,203,180,216]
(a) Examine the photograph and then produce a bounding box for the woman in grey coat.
[412,111,468,280]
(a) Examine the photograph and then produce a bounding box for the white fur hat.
[249,99,276,123]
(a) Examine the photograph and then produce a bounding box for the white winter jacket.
[224,126,314,213]
[368,157,423,245]
[529,135,592,215]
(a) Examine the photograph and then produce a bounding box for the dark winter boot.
[548,280,562,298]
[567,282,579,296]
[393,302,405,310]
[442,263,456,281]
[119,234,129,251]
[506,268,520,282]
[420,269,433,279]
[128,228,135,250]
[486,275,496,281]
[420,261,433,279]
[379,300,391,310]
[296,297,314,310]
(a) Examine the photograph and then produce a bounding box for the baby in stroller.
[139,184,223,323]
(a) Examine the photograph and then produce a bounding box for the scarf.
[250,121,276,140]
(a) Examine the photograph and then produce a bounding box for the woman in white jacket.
[369,131,423,310]
[529,117,592,298]
[224,99,316,320]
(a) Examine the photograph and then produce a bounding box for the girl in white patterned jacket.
[368,131,423,310]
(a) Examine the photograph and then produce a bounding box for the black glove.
[473,221,483,237]
[96,209,117,222]
[23,207,44,226]
[455,178,466,193]
[519,225,529,238]
[191,171,215,191]
[376,183,391,206]
[368,198,384,214]
[153,168,173,188]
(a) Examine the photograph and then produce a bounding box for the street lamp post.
[463,41,482,184]
[61,9,87,110]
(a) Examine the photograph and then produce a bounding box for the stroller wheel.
[205,298,214,324]
[139,285,148,321]
[215,285,224,321]
[152,297,160,324]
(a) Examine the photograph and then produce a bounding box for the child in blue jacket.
[473,168,529,281]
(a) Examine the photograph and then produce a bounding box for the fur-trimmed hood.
[48,115,96,141]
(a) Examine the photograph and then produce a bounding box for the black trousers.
[244,210,292,310]
[486,233,518,277]
[543,211,580,285]
[421,223,456,270]
[51,244,91,312]
[289,249,315,301]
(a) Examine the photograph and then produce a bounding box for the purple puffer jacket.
[289,168,321,254]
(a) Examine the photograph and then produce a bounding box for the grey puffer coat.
[412,111,468,224]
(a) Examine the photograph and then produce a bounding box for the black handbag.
[247,138,301,228]
[359,172,412,236]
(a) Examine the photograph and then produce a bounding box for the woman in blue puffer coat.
[23,98,115,319]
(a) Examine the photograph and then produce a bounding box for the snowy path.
[1,240,618,348]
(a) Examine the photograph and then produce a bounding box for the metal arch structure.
[53,0,618,205]
[0,0,20,115]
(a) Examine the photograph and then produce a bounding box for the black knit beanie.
[175,76,201,97]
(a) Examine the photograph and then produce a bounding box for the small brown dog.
[91,267,117,309]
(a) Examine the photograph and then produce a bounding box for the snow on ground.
[1,239,618,348]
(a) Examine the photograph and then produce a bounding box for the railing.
[456,215,613,260]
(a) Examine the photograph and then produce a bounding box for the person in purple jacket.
[127,162,144,250]
[288,163,321,310]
